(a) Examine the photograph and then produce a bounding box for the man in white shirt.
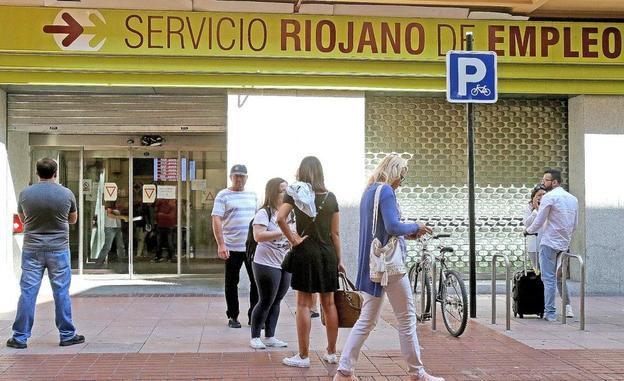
[526,169,578,322]
[211,165,259,328]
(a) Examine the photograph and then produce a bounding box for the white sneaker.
[282,354,310,368]
[264,337,287,348]
[544,315,558,322]
[322,351,339,364]
[565,304,574,318]
[249,338,266,349]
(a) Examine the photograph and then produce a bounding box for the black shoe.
[6,338,27,349]
[310,311,320,318]
[59,334,85,347]
[228,318,241,329]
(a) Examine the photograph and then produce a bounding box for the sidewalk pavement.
[0,277,623,380]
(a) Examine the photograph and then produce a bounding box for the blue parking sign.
[447,51,497,103]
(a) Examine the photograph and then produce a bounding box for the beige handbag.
[321,273,363,328]
[369,183,406,286]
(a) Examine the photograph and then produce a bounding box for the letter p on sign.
[447,51,497,103]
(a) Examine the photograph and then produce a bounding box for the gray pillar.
[569,95,624,294]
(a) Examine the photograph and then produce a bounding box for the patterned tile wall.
[365,96,568,276]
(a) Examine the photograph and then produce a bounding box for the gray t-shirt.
[253,208,292,269]
[18,182,77,252]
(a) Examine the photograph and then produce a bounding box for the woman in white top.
[249,177,293,349]
[523,184,546,274]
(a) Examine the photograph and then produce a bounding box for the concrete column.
[569,95,624,294]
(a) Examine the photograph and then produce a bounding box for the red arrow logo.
[43,12,84,47]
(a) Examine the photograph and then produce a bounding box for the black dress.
[283,192,339,293]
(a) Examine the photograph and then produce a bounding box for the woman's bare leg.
[296,291,314,358]
[319,292,338,354]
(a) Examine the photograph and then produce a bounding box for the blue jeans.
[96,227,125,266]
[539,244,570,319]
[12,250,76,343]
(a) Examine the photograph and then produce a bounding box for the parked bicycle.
[408,233,468,337]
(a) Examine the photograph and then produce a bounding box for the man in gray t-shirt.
[7,158,85,350]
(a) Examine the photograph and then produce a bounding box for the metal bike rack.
[491,254,511,331]
[561,252,586,330]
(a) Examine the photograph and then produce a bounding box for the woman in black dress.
[277,156,346,368]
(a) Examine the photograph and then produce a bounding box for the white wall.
[227,91,365,274]
[569,95,624,294]
[1,89,22,311]
[227,92,365,204]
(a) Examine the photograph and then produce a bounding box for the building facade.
[1,1,623,294]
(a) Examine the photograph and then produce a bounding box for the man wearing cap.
[211,164,259,328]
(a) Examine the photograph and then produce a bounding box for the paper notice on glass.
[157,185,177,199]
[191,179,206,191]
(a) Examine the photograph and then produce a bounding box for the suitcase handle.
[523,232,538,274]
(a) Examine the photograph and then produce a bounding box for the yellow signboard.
[0,6,623,64]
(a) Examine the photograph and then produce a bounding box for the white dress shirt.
[526,186,578,252]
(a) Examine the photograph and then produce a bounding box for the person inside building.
[7,158,85,349]
[211,164,259,328]
[96,202,128,268]
[249,177,292,350]
[277,156,345,368]
[134,196,155,258]
[523,184,546,275]
[334,154,443,381]
[525,169,578,322]
[154,198,176,263]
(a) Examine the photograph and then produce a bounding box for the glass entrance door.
[132,150,180,275]
[179,151,226,274]
[82,150,130,275]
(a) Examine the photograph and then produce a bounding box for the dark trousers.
[225,251,258,322]
[156,227,175,260]
[250,262,291,338]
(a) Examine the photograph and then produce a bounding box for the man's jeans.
[12,250,76,343]
[539,244,571,320]
[96,227,125,265]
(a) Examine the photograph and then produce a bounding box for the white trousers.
[337,274,424,377]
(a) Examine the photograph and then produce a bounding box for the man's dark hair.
[544,168,563,183]
[36,158,57,179]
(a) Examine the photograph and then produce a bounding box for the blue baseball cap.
[230,164,248,176]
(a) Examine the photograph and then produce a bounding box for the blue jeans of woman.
[12,250,76,343]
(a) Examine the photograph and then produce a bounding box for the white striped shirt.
[211,189,257,252]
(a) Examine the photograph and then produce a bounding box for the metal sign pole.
[466,32,477,319]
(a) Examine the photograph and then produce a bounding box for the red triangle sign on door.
[104,183,118,201]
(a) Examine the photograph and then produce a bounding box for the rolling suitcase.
[512,233,544,318]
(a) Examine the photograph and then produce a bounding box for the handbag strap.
[338,273,362,311]
[339,272,357,291]
[371,183,384,238]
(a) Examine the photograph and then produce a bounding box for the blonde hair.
[368,154,408,186]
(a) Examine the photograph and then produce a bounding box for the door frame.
[29,134,225,278]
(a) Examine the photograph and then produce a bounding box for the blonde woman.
[334,154,443,381]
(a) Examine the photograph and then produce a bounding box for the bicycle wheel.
[440,269,468,337]
[410,263,431,321]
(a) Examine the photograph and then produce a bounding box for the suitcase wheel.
[513,312,517,318]
[519,314,524,319]
[539,313,543,318]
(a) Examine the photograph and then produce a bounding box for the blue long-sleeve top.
[355,183,420,297]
